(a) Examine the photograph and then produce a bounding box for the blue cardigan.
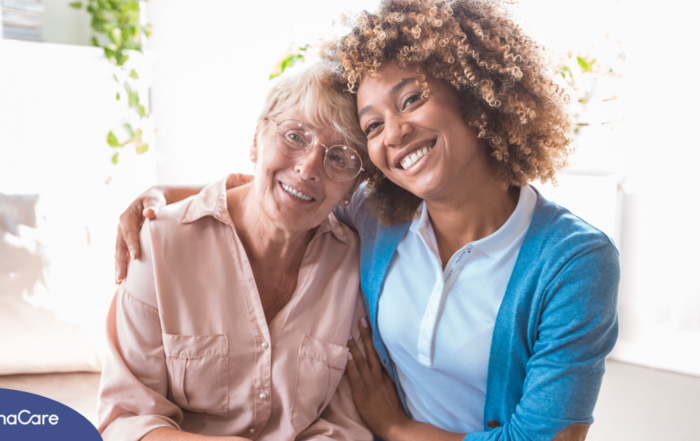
[335,186,620,441]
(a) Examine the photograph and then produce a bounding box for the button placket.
[417,278,443,366]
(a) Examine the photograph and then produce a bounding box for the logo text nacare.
[0,410,59,426]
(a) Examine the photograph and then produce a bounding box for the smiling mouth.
[400,142,435,171]
[280,182,315,201]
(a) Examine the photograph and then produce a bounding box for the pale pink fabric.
[98,179,371,441]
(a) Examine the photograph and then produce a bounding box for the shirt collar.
[408,185,537,259]
[182,177,350,244]
[471,185,537,258]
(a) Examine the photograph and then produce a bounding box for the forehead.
[358,63,418,93]
[356,64,424,112]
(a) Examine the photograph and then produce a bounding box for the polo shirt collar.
[408,185,537,259]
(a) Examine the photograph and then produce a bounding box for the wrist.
[377,414,413,441]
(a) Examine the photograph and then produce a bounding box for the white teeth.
[400,145,433,171]
[281,183,313,201]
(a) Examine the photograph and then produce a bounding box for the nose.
[295,143,326,182]
[384,116,413,147]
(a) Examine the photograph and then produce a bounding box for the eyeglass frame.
[267,118,365,183]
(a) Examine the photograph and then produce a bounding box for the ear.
[250,124,260,162]
[340,187,356,207]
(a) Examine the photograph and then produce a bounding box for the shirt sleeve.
[465,241,620,441]
[97,222,184,440]
[295,294,373,441]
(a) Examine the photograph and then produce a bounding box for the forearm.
[143,427,248,441]
[382,420,466,441]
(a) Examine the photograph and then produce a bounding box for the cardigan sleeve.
[465,240,620,441]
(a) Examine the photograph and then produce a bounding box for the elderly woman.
[98,62,373,440]
[114,1,620,440]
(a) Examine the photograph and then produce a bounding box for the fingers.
[142,194,166,220]
[143,206,158,219]
[115,225,130,284]
[345,351,366,403]
[358,318,384,380]
[119,205,144,261]
[348,336,374,388]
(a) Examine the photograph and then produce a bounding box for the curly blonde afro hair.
[323,0,574,224]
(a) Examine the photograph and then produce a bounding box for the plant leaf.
[69,1,82,9]
[116,92,120,100]
[128,89,140,107]
[111,152,119,164]
[124,123,135,138]
[129,69,139,80]
[136,143,149,155]
[107,131,120,147]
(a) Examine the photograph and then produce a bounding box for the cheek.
[367,141,390,172]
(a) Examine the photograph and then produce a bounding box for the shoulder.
[527,188,619,264]
[327,211,361,250]
[514,189,620,308]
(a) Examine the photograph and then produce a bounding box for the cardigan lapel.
[360,219,411,412]
[482,186,554,430]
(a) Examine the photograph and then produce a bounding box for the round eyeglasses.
[269,118,364,183]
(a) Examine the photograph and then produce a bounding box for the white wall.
[0,39,156,373]
[519,0,700,376]
[144,0,380,185]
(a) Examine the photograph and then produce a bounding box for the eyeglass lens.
[275,120,362,182]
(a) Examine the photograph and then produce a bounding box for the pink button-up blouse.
[97,179,371,441]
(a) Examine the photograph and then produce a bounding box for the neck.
[425,161,520,268]
[226,184,315,269]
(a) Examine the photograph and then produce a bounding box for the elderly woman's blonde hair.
[256,61,367,152]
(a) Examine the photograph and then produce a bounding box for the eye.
[364,121,382,136]
[285,130,309,146]
[403,93,423,108]
[328,152,348,168]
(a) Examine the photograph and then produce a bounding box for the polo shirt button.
[259,393,268,400]
[248,427,255,433]
[486,420,500,428]
[382,358,387,365]
[261,341,268,349]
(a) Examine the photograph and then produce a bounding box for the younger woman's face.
[357,63,491,203]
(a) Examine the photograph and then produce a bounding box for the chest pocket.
[290,334,349,435]
[162,333,229,416]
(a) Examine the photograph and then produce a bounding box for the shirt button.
[382,358,387,365]
[259,393,268,400]
[261,342,268,349]
[421,332,429,343]
[248,427,255,433]
[428,308,436,316]
[486,420,500,428]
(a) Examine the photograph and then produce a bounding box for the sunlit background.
[1,0,699,439]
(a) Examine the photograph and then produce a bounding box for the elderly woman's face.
[250,109,359,232]
[357,63,488,202]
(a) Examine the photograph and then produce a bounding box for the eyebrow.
[358,77,416,120]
